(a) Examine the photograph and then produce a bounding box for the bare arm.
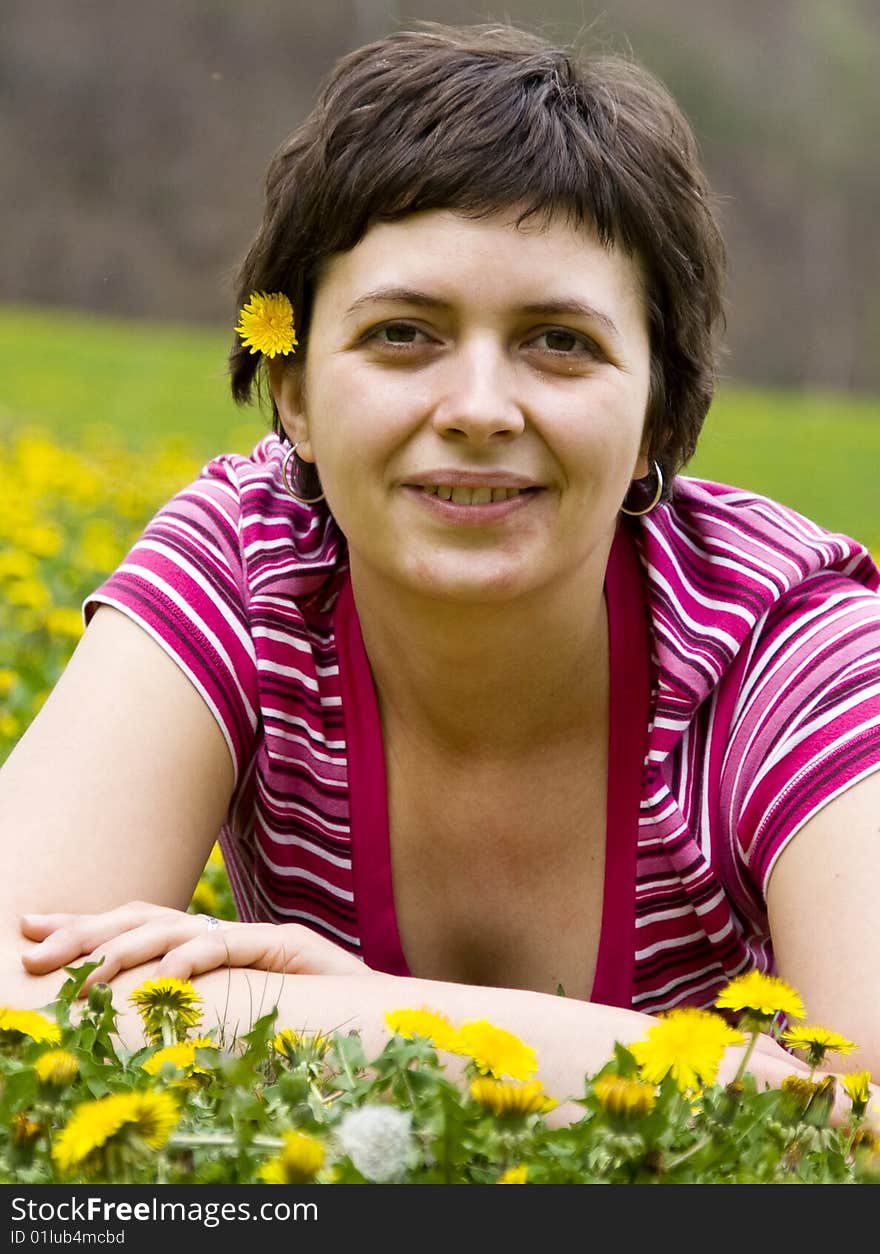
[10,949,831,1129]
[0,605,234,1001]
[3,606,872,1124]
[0,607,666,1120]
[0,608,647,1110]
[767,769,880,1079]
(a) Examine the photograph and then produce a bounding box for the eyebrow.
[343,287,622,339]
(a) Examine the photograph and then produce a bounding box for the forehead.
[314,209,647,323]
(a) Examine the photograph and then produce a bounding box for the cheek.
[557,388,645,466]
[309,364,411,450]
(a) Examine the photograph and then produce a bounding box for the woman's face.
[274,209,652,606]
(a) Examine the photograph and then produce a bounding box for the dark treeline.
[2,0,878,392]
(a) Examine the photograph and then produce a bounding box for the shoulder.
[189,433,348,609]
[635,476,880,758]
[647,476,879,594]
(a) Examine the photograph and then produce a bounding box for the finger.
[21,904,173,974]
[21,929,99,973]
[157,924,367,980]
[20,913,81,941]
[154,924,336,980]
[271,924,368,975]
[21,904,159,942]
[156,927,277,981]
[76,916,214,995]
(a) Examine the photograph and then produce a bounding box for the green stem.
[733,1028,761,1085]
[661,1131,713,1173]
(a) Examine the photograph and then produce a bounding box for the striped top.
[83,433,880,1014]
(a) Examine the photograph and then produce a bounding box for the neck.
[348,552,611,760]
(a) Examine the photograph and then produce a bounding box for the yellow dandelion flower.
[451,1020,539,1081]
[593,1072,657,1119]
[779,1074,837,1124]
[0,669,17,697]
[270,1027,332,1064]
[384,1007,459,1051]
[497,1164,528,1184]
[17,524,63,559]
[0,1006,62,1045]
[13,1113,43,1146]
[714,971,806,1024]
[781,1024,857,1067]
[52,1090,180,1175]
[141,1037,218,1077]
[35,1049,79,1087]
[77,519,125,571]
[45,607,84,639]
[781,1075,820,1101]
[6,578,50,610]
[271,1026,302,1054]
[842,1070,872,1113]
[129,977,204,1011]
[258,1130,325,1184]
[129,978,202,1043]
[469,1076,556,1117]
[780,1074,823,1117]
[628,1008,745,1093]
[207,842,226,868]
[235,291,298,359]
[852,1127,880,1165]
[0,551,39,580]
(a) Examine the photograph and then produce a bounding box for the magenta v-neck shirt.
[87,434,880,1014]
[333,524,650,1008]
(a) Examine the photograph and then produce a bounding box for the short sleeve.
[718,571,880,892]
[82,457,260,788]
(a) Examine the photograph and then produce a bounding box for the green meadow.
[1,302,878,547]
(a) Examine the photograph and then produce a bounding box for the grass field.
[1,302,878,546]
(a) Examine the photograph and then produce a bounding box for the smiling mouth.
[416,485,537,505]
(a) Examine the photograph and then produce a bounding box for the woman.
[3,22,879,1116]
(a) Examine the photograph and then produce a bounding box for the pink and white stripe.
[84,438,880,1011]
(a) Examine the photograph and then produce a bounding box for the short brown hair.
[229,21,727,485]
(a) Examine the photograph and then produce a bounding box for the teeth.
[469,487,493,505]
[422,485,526,505]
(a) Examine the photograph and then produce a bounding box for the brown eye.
[544,329,579,352]
[533,328,597,355]
[382,322,419,344]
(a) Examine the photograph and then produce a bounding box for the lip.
[402,482,543,523]
[403,469,541,490]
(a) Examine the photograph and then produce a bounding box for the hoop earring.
[280,442,324,505]
[620,461,664,516]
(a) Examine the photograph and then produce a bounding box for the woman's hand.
[19,902,370,994]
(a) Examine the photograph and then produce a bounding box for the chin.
[402,558,542,605]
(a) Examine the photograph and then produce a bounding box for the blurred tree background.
[2,0,878,394]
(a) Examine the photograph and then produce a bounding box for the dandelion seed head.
[335,1104,416,1182]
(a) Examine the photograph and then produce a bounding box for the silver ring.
[198,914,222,932]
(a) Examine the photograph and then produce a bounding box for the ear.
[632,442,651,482]
[267,359,315,463]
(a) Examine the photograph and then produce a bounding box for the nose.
[430,339,525,445]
